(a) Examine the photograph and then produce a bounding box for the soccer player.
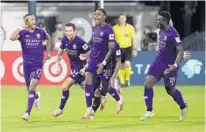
[52,23,90,117]
[139,11,188,121]
[113,13,137,87]
[10,14,51,120]
[93,41,123,113]
[99,41,123,112]
[83,8,115,118]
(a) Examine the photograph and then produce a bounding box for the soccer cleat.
[52,108,63,117]
[116,99,123,114]
[180,104,188,121]
[82,107,94,120]
[34,92,41,110]
[139,111,155,121]
[22,113,30,121]
[125,81,130,87]
[100,96,107,111]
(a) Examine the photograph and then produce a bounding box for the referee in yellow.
[113,13,137,87]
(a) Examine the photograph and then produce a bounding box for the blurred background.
[0,0,205,85]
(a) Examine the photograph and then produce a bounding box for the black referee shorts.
[120,46,132,63]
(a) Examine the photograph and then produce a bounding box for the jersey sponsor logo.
[181,59,203,78]
[175,37,181,43]
[100,31,104,36]
[82,43,89,50]
[36,33,41,39]
[109,34,114,40]
[73,44,77,49]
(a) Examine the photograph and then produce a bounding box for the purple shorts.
[69,68,85,84]
[86,59,112,80]
[147,60,178,87]
[23,65,42,88]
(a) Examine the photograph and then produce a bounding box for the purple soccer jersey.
[148,27,182,87]
[60,35,90,84]
[111,41,121,73]
[18,28,46,87]
[87,24,115,79]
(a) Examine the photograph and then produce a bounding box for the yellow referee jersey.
[113,23,135,48]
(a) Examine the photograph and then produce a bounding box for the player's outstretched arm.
[112,57,121,79]
[175,45,184,65]
[45,32,51,59]
[56,49,64,63]
[96,42,115,74]
[10,28,21,41]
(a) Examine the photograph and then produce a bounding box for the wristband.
[174,63,178,68]
[102,60,107,66]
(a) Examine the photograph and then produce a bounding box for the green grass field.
[1,85,205,132]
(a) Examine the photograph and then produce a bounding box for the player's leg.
[163,70,187,120]
[52,77,75,117]
[124,47,132,87]
[22,67,42,121]
[119,49,126,86]
[23,66,40,110]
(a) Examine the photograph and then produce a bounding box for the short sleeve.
[106,27,115,42]
[79,39,90,54]
[60,36,66,49]
[115,43,121,58]
[18,30,24,41]
[130,25,135,37]
[170,32,182,46]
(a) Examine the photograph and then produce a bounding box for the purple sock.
[144,87,153,111]
[26,90,36,115]
[108,87,120,101]
[171,89,186,109]
[85,84,93,107]
[92,97,101,112]
[59,90,69,110]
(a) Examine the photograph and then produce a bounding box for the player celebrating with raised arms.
[52,23,90,117]
[10,14,51,121]
[139,11,189,121]
[83,8,116,118]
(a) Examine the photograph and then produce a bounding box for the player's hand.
[80,67,86,76]
[164,64,177,75]
[46,54,51,60]
[54,63,60,74]
[132,49,137,57]
[183,51,191,60]
[110,77,115,88]
[97,63,104,74]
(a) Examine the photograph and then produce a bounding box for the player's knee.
[94,89,101,97]
[165,86,176,95]
[125,61,131,67]
[85,72,92,84]
[120,64,125,69]
[29,79,38,90]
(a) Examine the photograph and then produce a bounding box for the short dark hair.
[23,13,33,20]
[65,23,76,31]
[118,13,127,18]
[96,8,107,16]
[159,11,171,24]
[56,21,63,25]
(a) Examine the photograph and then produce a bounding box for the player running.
[10,14,51,121]
[87,41,123,120]
[139,11,189,121]
[52,23,90,117]
[83,8,116,118]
